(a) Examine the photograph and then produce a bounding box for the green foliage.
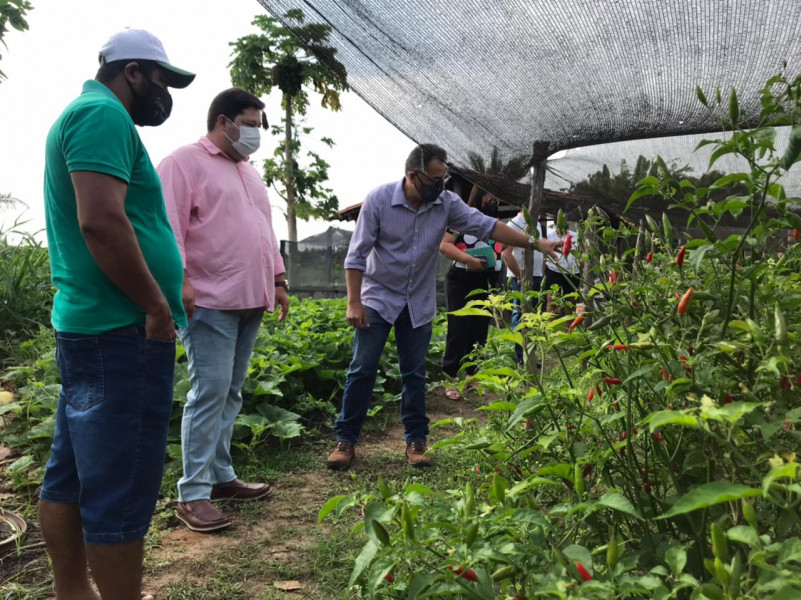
[228,11,348,228]
[321,72,801,598]
[0,0,32,81]
[0,224,53,364]
[1,298,447,492]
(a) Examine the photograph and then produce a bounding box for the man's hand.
[146,303,177,341]
[275,286,289,322]
[466,256,484,273]
[536,238,561,261]
[182,277,195,319]
[347,301,369,329]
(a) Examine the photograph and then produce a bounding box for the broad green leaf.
[8,454,35,474]
[507,477,561,498]
[349,539,378,586]
[701,401,764,424]
[643,410,700,431]
[762,463,800,495]
[477,401,517,412]
[657,482,762,519]
[318,494,350,524]
[404,483,436,496]
[598,492,643,519]
[450,307,492,317]
[726,525,761,547]
[665,545,687,577]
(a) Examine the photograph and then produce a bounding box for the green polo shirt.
[44,80,186,334]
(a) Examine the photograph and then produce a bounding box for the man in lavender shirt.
[158,88,289,532]
[327,144,560,469]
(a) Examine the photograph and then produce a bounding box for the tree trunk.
[284,94,298,286]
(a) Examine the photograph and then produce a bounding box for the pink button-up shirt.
[157,137,285,311]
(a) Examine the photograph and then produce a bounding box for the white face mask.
[225,118,261,157]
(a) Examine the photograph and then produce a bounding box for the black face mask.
[416,176,444,203]
[130,74,173,127]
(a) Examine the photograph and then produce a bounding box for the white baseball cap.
[99,28,195,89]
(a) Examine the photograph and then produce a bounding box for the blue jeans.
[510,276,542,363]
[40,325,175,545]
[334,305,433,445]
[177,307,264,502]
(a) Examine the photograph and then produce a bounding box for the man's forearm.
[81,215,169,314]
[491,222,530,248]
[345,269,364,305]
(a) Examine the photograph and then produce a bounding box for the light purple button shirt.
[344,179,497,327]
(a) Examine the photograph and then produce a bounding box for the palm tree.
[467,147,529,181]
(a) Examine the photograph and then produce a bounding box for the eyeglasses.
[414,170,451,186]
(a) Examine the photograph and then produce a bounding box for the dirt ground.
[0,386,486,599]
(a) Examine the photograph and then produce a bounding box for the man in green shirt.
[39,29,194,600]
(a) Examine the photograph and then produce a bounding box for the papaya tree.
[229,9,348,284]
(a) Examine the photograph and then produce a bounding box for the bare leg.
[38,500,99,600]
[85,539,147,600]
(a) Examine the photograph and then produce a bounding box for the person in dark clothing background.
[440,186,503,399]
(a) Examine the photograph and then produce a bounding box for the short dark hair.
[96,59,159,84]
[405,144,448,175]
[207,88,266,132]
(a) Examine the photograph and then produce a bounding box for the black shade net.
[257,0,801,200]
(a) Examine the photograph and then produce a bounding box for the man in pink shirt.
[158,88,289,532]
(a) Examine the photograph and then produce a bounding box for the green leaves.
[657,482,762,519]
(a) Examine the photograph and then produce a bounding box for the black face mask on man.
[130,73,173,127]
[417,176,444,203]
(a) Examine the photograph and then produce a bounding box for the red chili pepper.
[643,482,652,494]
[605,344,629,351]
[475,466,481,473]
[646,250,654,263]
[595,385,602,397]
[587,387,595,402]
[779,376,792,391]
[562,234,573,256]
[620,431,627,441]
[797,373,801,387]
[723,393,732,404]
[676,245,686,268]
[794,228,800,240]
[567,315,584,332]
[608,269,618,284]
[652,432,664,442]
[576,561,593,582]
[783,416,791,430]
[661,366,671,381]
[677,287,693,315]
[603,377,622,386]
[567,424,576,431]
[385,573,395,583]
[680,355,692,374]
[687,345,694,356]
[462,569,478,581]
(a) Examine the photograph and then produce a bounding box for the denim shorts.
[40,325,176,545]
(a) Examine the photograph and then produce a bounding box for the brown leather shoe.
[326,440,356,470]
[211,478,274,501]
[175,499,232,532]
[406,441,432,468]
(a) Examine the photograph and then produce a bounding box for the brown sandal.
[444,386,461,400]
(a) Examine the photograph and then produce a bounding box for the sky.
[0,0,414,241]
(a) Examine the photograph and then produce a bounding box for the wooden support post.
[522,141,550,289]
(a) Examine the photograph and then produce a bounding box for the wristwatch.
[275,280,289,291]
